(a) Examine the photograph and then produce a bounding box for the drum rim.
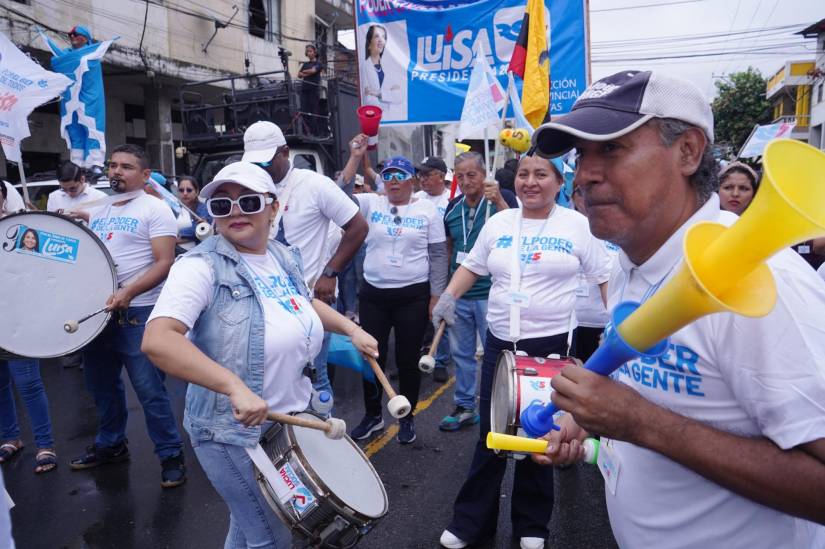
[287,412,388,519]
[0,211,118,358]
[491,350,518,438]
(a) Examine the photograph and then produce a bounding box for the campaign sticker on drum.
[4,224,80,264]
[278,462,317,518]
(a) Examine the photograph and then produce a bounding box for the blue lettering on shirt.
[250,274,304,316]
[368,211,425,231]
[90,216,140,240]
[617,342,704,397]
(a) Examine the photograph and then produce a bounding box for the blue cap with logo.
[380,156,415,177]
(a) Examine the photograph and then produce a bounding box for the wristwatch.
[322,266,339,278]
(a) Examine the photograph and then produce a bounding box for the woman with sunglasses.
[349,156,448,445]
[175,175,212,245]
[143,162,378,548]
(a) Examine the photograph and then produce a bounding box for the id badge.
[798,245,811,254]
[386,255,404,268]
[506,291,531,308]
[455,251,468,264]
[575,285,589,297]
[597,438,621,495]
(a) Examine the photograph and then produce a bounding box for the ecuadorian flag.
[507,0,550,129]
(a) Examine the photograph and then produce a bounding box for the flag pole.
[491,72,513,176]
[17,161,31,208]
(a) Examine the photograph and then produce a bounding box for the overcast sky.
[589,0,824,97]
[340,0,823,99]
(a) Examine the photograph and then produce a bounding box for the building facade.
[0,0,354,179]
[798,19,825,151]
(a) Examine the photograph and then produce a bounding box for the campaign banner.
[0,32,71,163]
[738,122,795,159]
[354,0,588,126]
[12,224,80,264]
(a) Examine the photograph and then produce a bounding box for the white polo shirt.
[462,207,612,341]
[605,194,825,548]
[47,184,107,213]
[274,167,359,287]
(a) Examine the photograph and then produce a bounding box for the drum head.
[292,414,388,518]
[491,351,516,435]
[0,212,117,358]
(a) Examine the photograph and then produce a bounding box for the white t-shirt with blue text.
[462,207,612,340]
[575,240,620,328]
[357,193,446,289]
[88,192,177,307]
[605,194,825,549]
[414,188,450,219]
[149,252,320,412]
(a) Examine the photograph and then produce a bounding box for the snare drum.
[255,413,388,548]
[491,351,580,455]
[0,212,117,358]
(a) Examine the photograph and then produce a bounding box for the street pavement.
[3,343,618,549]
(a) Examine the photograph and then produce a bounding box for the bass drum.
[0,212,117,358]
[491,350,580,457]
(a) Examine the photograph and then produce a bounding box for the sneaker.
[397,417,416,444]
[161,453,187,488]
[520,537,545,549]
[439,406,480,432]
[351,415,384,440]
[433,366,449,383]
[440,529,468,549]
[70,441,130,470]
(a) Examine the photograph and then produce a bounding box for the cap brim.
[241,149,276,164]
[200,178,270,199]
[532,108,654,158]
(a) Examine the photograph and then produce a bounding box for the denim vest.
[182,235,311,447]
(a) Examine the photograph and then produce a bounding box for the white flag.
[0,32,71,162]
[458,43,506,141]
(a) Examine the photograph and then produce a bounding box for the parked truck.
[179,54,361,184]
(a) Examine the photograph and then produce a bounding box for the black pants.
[358,281,429,418]
[301,90,320,134]
[447,330,568,542]
[574,326,604,362]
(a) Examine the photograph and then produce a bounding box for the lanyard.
[242,253,315,365]
[460,197,486,252]
[386,196,413,254]
[507,207,555,343]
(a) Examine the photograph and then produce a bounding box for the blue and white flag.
[0,32,71,163]
[507,71,534,136]
[458,42,506,140]
[39,30,114,168]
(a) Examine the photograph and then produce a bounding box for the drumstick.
[365,356,412,418]
[266,411,346,440]
[64,306,109,333]
[418,320,446,373]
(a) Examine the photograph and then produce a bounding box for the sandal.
[34,449,57,474]
[0,440,23,463]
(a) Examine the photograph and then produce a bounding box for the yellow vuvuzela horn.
[617,139,825,352]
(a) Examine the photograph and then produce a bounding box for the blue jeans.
[192,439,292,549]
[312,331,333,399]
[83,306,183,460]
[448,299,488,409]
[0,359,54,448]
[435,331,451,369]
[336,244,365,317]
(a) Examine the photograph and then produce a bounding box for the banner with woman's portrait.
[354,0,587,126]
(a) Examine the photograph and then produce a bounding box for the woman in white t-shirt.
[349,156,448,445]
[432,153,612,549]
[142,161,377,549]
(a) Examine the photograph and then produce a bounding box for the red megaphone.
[357,105,383,150]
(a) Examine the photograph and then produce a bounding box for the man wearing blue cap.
[68,26,93,49]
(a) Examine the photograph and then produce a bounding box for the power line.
[591,0,708,13]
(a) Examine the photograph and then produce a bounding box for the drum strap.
[77,190,144,210]
[245,444,293,505]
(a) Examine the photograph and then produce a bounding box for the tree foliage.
[712,68,772,154]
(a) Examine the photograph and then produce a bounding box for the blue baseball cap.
[380,156,415,177]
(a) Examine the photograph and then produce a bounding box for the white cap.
[241,121,287,163]
[200,161,277,199]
